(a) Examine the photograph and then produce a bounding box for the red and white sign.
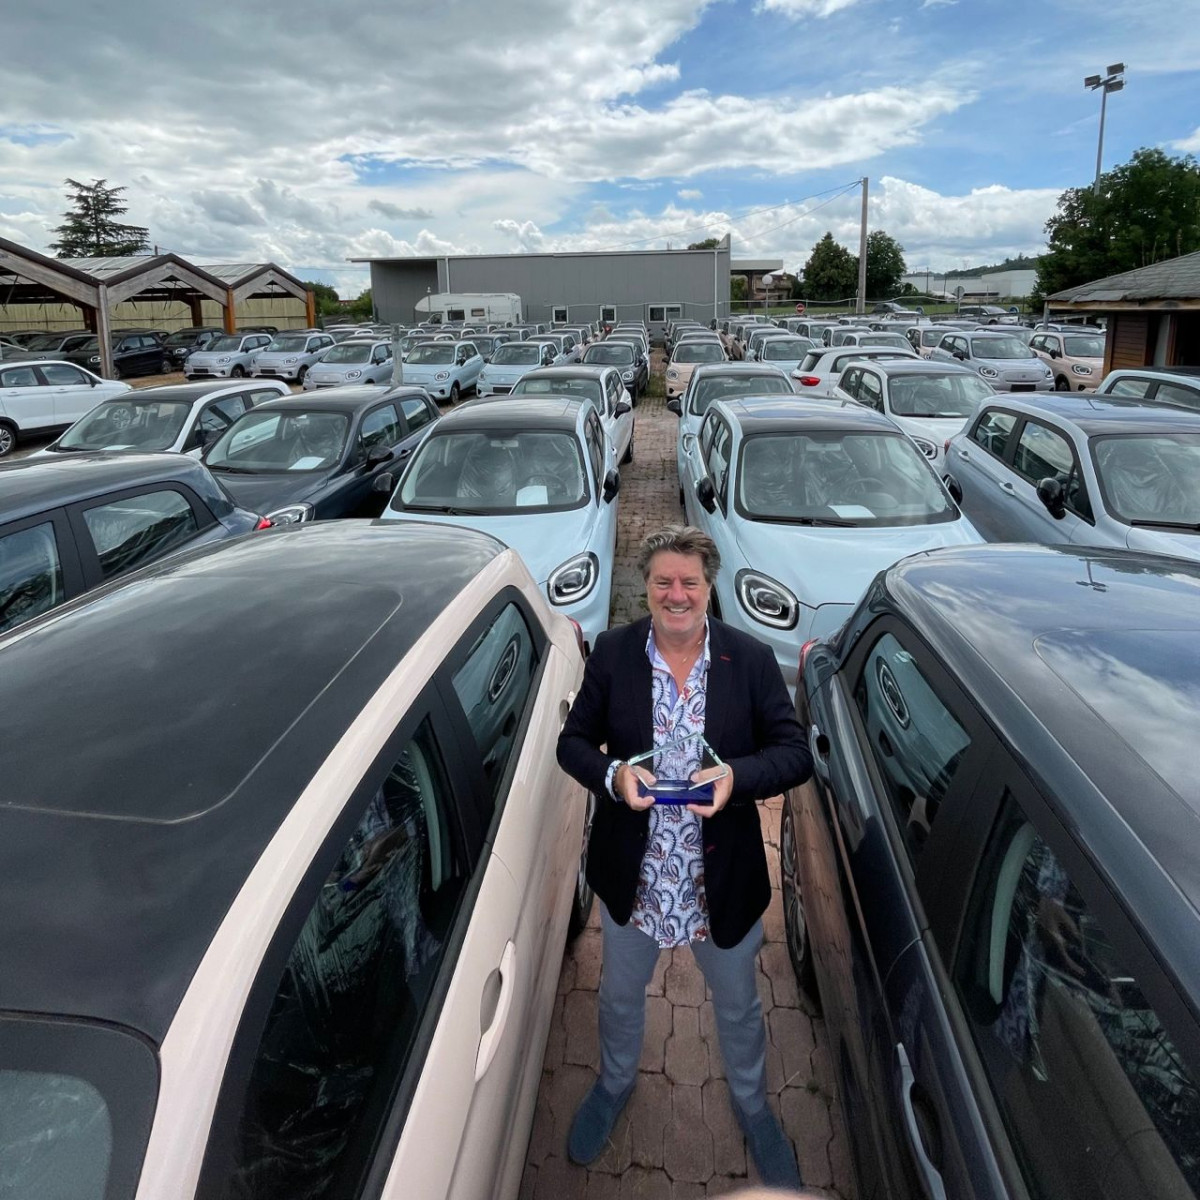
[794,302,806,315]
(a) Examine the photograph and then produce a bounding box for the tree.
[347,288,373,321]
[1033,147,1200,304]
[864,229,906,300]
[801,232,857,301]
[303,280,342,317]
[49,178,149,257]
[687,237,721,250]
[730,274,747,303]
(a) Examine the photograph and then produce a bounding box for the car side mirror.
[366,444,393,468]
[372,471,395,494]
[89,376,99,386]
[1037,476,1067,519]
[1049,348,1061,359]
[602,468,620,503]
[695,476,716,514]
[614,402,632,417]
[666,398,682,416]
[943,474,963,504]
[952,349,966,360]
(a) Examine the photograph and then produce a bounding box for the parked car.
[682,397,980,691]
[1093,366,1200,413]
[32,380,290,460]
[0,453,267,634]
[59,332,169,379]
[162,326,224,369]
[1028,330,1105,391]
[581,340,648,400]
[381,395,620,650]
[184,332,274,381]
[944,394,1200,560]
[744,328,793,361]
[834,330,913,352]
[756,335,815,376]
[0,517,593,1200]
[507,364,634,465]
[794,320,839,343]
[0,360,132,457]
[249,331,336,384]
[956,303,1018,324]
[980,324,1035,347]
[790,344,919,398]
[477,341,556,396]
[929,330,1054,393]
[529,332,578,365]
[5,329,93,362]
[400,340,485,403]
[203,386,441,525]
[906,323,968,358]
[784,542,1200,1200]
[828,326,875,347]
[831,359,996,471]
[303,339,395,389]
[665,340,727,399]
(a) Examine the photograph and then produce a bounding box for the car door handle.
[808,724,830,781]
[1000,480,1017,495]
[956,448,969,460]
[681,433,696,449]
[395,445,412,459]
[475,939,516,1082]
[896,1043,947,1200]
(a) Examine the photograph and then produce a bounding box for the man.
[557,525,811,1188]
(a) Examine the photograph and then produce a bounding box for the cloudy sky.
[3,0,1198,295]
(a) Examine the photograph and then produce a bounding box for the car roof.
[108,381,286,404]
[440,395,585,430]
[0,522,506,1040]
[0,452,221,525]
[979,393,1200,435]
[718,396,898,433]
[880,545,1200,975]
[965,329,1023,338]
[1107,365,1200,380]
[865,359,978,377]
[519,365,609,380]
[247,386,409,414]
[692,362,788,377]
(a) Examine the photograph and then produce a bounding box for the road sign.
[794,302,806,315]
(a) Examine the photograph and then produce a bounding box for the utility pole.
[1085,64,1125,193]
[856,177,869,315]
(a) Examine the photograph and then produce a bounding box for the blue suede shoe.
[567,1079,635,1165]
[738,1104,802,1190]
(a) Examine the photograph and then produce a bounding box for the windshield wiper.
[206,463,254,474]
[1128,519,1200,532]
[754,514,859,527]
[402,503,486,515]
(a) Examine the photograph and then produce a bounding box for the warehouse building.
[353,235,732,330]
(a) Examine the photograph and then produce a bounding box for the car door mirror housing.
[695,476,717,513]
[366,444,393,468]
[613,402,631,417]
[372,471,395,494]
[602,468,620,503]
[666,398,682,416]
[1037,476,1067,518]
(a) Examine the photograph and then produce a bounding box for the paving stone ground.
[520,366,855,1199]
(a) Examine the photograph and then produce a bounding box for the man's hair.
[638,524,721,584]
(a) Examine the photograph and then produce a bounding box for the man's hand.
[615,762,658,811]
[686,764,734,818]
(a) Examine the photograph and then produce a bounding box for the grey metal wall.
[370,241,731,326]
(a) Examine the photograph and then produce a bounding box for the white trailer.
[415,292,523,326]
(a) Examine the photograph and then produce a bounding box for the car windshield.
[761,339,813,360]
[1092,434,1200,528]
[206,410,349,472]
[408,345,455,365]
[586,345,633,365]
[999,327,1034,345]
[265,336,308,353]
[922,330,949,346]
[321,343,375,364]
[208,335,244,352]
[511,377,602,404]
[739,432,955,526]
[860,334,910,348]
[692,373,793,414]
[164,330,202,347]
[969,337,1032,360]
[673,344,724,364]
[25,333,73,350]
[491,344,542,365]
[831,352,910,372]
[1064,335,1105,358]
[396,429,587,512]
[887,373,996,418]
[56,399,193,451]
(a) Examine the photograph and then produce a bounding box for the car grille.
[1011,383,1035,391]
[493,385,512,393]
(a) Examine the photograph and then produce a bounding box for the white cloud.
[367,200,435,221]
[678,189,703,200]
[920,0,957,8]
[1170,125,1200,153]
[757,0,862,17]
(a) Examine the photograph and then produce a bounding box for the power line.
[745,180,863,242]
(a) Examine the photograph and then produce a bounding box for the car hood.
[733,515,982,608]
[255,350,308,365]
[385,504,594,584]
[309,362,371,377]
[206,469,330,513]
[1125,526,1200,562]
[479,363,538,383]
[403,361,457,381]
[188,350,245,366]
[888,415,971,444]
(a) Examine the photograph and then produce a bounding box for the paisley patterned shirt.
[630,621,711,948]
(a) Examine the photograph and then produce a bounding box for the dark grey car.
[784,543,1200,1200]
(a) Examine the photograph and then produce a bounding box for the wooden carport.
[202,263,317,332]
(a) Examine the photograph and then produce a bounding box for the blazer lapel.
[704,619,731,752]
[630,616,655,753]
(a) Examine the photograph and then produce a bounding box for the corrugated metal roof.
[199,263,266,284]
[61,255,158,278]
[1049,250,1200,304]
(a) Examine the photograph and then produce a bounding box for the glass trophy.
[625,733,729,805]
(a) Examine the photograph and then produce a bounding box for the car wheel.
[449,382,461,404]
[679,485,685,508]
[231,364,246,378]
[112,363,124,380]
[568,791,597,940]
[1055,375,1070,391]
[296,366,308,384]
[0,422,16,458]
[781,798,821,1011]
[622,430,633,465]
[158,356,171,374]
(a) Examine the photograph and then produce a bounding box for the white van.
[415,292,523,326]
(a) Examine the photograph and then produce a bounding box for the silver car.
[945,394,1200,562]
[303,339,394,390]
[929,330,1054,393]
[476,341,555,396]
[185,333,273,381]
[250,332,336,384]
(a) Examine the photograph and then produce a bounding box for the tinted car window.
[1105,376,1154,398]
[955,794,1200,1199]
[0,366,39,387]
[1155,382,1200,413]
[399,396,433,432]
[451,603,538,807]
[853,632,972,860]
[40,363,89,385]
[212,719,468,1200]
[1013,421,1092,517]
[971,409,1019,458]
[359,404,401,453]
[0,522,64,634]
[82,490,199,579]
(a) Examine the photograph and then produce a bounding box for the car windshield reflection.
[207,411,349,472]
[1092,434,1200,528]
[57,400,193,452]
[887,374,993,418]
[692,374,792,414]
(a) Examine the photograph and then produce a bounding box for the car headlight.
[478,370,490,381]
[666,369,679,379]
[346,369,362,378]
[89,355,100,363]
[736,569,798,630]
[435,371,450,381]
[266,503,314,525]
[284,357,298,364]
[217,356,231,364]
[911,436,937,458]
[622,370,634,381]
[978,366,998,378]
[1042,366,1053,377]
[1071,364,1093,376]
[548,552,599,605]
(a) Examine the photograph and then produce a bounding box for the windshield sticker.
[829,504,875,518]
[516,485,549,506]
[289,456,325,470]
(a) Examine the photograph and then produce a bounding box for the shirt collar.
[646,617,711,676]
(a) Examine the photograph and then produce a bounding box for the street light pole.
[1085,64,1125,193]
[856,176,868,315]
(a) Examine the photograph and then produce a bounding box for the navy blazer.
[556,615,810,948]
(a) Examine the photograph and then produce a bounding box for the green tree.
[303,280,342,317]
[1033,147,1200,304]
[864,229,906,300]
[347,288,374,321]
[49,178,149,257]
[730,274,747,303]
[801,232,857,301]
[687,237,721,250]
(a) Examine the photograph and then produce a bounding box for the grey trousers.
[597,902,768,1115]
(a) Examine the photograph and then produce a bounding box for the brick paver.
[521,369,855,1198]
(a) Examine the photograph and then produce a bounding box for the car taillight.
[797,375,821,387]
[254,516,273,530]
[944,438,951,455]
[799,638,818,676]
[567,617,586,658]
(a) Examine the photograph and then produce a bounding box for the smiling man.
[557,524,811,1188]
